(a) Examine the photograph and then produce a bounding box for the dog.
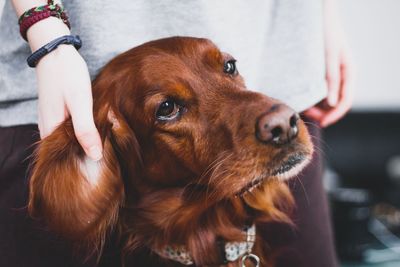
[28,37,313,266]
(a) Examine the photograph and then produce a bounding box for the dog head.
[29,37,313,264]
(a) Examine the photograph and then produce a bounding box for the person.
[0,0,354,266]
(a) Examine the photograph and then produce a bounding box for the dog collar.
[153,224,256,265]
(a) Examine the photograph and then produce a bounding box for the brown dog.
[29,37,313,266]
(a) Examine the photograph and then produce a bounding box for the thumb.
[74,124,103,161]
[70,105,103,161]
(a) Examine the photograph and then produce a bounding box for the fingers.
[325,48,341,107]
[320,50,355,127]
[73,125,103,161]
[302,106,325,123]
[38,97,66,139]
[38,89,103,161]
[319,99,352,127]
[68,88,103,161]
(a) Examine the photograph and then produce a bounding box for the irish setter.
[28,37,313,266]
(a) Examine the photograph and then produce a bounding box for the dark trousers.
[0,123,338,267]
[0,125,84,267]
[261,118,339,267]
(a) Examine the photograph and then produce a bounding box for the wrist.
[32,36,82,68]
[36,44,82,70]
[43,43,79,60]
[27,16,71,52]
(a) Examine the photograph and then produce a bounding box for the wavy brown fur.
[120,180,294,266]
[28,37,312,266]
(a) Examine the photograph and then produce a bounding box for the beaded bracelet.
[18,0,70,41]
[27,35,82,68]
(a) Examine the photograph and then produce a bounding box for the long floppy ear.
[28,110,140,255]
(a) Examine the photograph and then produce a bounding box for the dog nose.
[256,105,300,145]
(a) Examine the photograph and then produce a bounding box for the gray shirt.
[0,0,327,126]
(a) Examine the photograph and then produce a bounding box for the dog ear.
[28,109,140,256]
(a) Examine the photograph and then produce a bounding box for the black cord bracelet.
[27,35,82,68]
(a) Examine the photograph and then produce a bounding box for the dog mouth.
[237,152,310,196]
[271,152,309,179]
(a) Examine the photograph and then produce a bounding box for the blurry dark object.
[330,188,373,261]
[325,111,400,204]
[324,111,400,263]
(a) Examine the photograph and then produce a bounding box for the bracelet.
[27,35,82,68]
[19,0,70,41]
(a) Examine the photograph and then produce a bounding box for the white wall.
[339,0,400,110]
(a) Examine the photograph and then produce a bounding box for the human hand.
[303,0,355,128]
[36,45,103,160]
[11,0,104,161]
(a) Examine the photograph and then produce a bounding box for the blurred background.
[1,0,398,266]
[324,1,400,266]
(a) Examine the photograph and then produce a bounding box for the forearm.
[324,0,340,14]
[11,0,70,51]
[324,0,342,34]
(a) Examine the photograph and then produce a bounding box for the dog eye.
[223,59,237,75]
[156,100,181,120]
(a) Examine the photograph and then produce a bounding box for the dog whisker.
[302,120,321,129]
[293,173,310,206]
